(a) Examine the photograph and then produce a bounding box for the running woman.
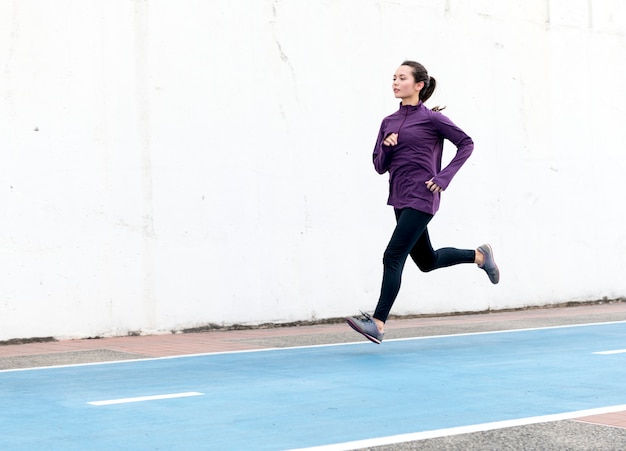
[346,61,499,344]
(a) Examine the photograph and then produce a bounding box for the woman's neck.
[401,93,421,106]
[401,99,420,106]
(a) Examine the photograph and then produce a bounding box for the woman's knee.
[417,264,435,272]
[412,252,437,272]
[383,247,407,270]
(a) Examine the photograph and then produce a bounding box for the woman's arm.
[430,113,474,189]
[372,120,395,174]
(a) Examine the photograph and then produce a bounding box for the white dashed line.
[88,391,203,406]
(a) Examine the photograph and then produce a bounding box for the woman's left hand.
[425,179,443,193]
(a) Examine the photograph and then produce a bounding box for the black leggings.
[373,208,476,322]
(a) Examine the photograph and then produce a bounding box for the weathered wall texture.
[1,0,625,339]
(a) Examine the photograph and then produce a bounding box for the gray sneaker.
[478,243,500,284]
[346,312,384,344]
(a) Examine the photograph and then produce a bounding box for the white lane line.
[288,404,626,451]
[593,349,626,355]
[88,391,203,406]
[5,320,626,374]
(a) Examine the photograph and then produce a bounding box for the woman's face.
[392,65,423,101]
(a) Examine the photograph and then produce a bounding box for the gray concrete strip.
[0,350,149,370]
[364,421,626,451]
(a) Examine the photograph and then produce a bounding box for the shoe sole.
[345,318,382,344]
[480,244,500,284]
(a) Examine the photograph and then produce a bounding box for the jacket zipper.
[397,106,409,136]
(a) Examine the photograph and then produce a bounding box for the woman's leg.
[410,231,500,283]
[347,210,500,343]
[373,208,432,324]
[409,228,476,272]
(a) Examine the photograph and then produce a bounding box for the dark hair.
[401,60,445,111]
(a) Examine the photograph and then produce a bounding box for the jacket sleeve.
[430,113,474,190]
[372,120,393,174]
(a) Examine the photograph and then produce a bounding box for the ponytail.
[420,76,446,112]
[419,76,436,102]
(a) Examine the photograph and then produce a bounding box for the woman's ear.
[415,81,425,92]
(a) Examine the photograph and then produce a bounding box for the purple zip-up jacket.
[373,102,474,215]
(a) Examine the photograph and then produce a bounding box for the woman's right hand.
[383,133,398,146]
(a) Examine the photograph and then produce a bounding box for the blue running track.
[1,322,626,450]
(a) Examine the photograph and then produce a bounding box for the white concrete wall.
[1,0,625,340]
